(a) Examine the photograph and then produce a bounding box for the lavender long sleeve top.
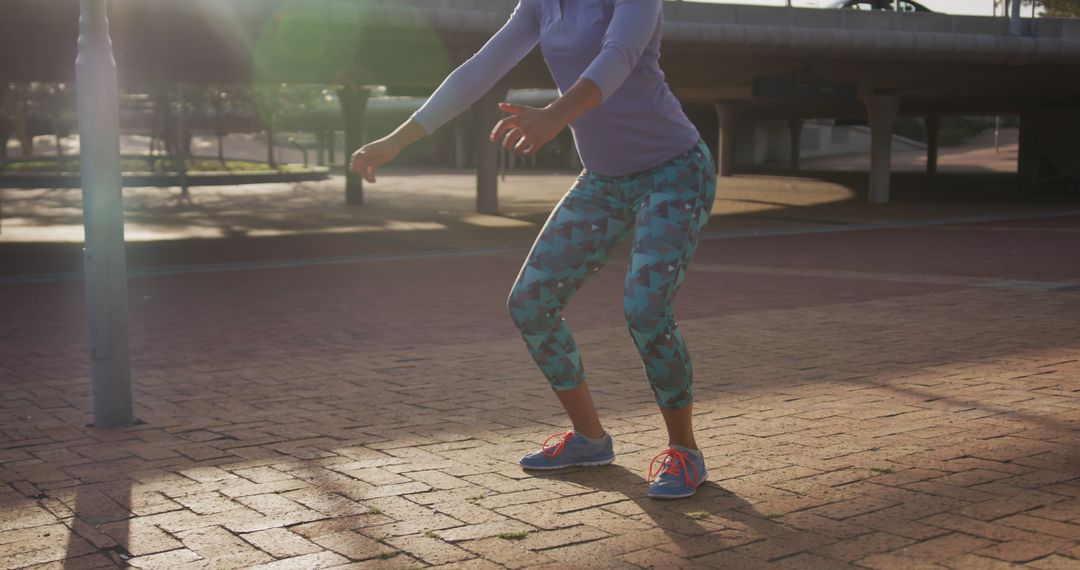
[410,0,701,177]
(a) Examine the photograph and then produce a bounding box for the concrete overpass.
[4,0,1080,206]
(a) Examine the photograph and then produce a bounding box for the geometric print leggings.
[507,139,717,409]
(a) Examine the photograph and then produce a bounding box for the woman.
[350,0,716,499]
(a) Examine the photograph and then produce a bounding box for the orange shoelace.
[648,448,701,488]
[541,430,575,457]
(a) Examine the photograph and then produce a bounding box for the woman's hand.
[349,138,401,183]
[489,103,566,157]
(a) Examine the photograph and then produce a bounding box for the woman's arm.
[580,0,662,101]
[348,119,426,183]
[490,78,602,156]
[351,1,539,182]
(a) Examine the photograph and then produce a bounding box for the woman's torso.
[533,0,700,176]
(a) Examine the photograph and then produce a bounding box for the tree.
[253,84,282,168]
[1039,0,1080,16]
[998,0,1080,17]
[40,83,73,160]
[12,86,31,156]
[148,86,173,167]
[0,84,14,161]
[209,86,230,166]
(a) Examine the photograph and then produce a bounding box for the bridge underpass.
[4,0,1080,208]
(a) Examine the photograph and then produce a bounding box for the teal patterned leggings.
[507,139,716,409]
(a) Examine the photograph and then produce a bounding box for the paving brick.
[953,496,1053,521]
[1028,554,1080,569]
[427,557,505,570]
[617,547,698,569]
[974,540,1062,563]
[232,466,294,484]
[278,488,370,518]
[98,518,184,556]
[171,492,242,515]
[0,524,69,547]
[887,532,997,563]
[246,551,350,569]
[533,536,652,568]
[848,510,952,541]
[240,528,322,558]
[383,533,476,565]
[1025,500,1080,523]
[457,535,556,568]
[729,531,838,562]
[0,535,95,568]
[175,524,274,567]
[310,529,389,561]
[811,531,916,562]
[807,495,899,521]
[288,513,393,539]
[126,548,203,569]
[774,552,862,569]
[651,527,763,558]
[855,553,952,569]
[997,514,1080,540]
[218,479,309,499]
[23,551,117,569]
[921,513,1049,543]
[691,548,785,569]
[940,554,1024,569]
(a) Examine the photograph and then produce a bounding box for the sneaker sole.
[519,456,616,470]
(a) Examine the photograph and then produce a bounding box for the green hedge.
[1,157,307,173]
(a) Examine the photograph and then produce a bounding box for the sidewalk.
[1,170,1079,569]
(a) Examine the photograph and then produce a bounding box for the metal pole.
[925,114,940,174]
[177,84,188,197]
[995,116,1001,154]
[1009,0,1022,35]
[473,85,506,214]
[75,0,134,428]
[338,86,369,205]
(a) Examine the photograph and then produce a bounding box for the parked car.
[827,0,933,12]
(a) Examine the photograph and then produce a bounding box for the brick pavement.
[2,173,1080,569]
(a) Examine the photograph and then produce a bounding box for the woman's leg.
[508,175,634,436]
[623,144,716,449]
[660,405,697,450]
[554,384,605,439]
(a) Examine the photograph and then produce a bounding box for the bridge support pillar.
[473,84,507,214]
[715,103,738,177]
[788,118,803,172]
[1018,106,1080,183]
[925,114,940,174]
[453,120,468,169]
[338,86,370,205]
[864,93,901,204]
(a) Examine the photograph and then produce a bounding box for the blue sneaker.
[647,446,707,499]
[518,430,615,470]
